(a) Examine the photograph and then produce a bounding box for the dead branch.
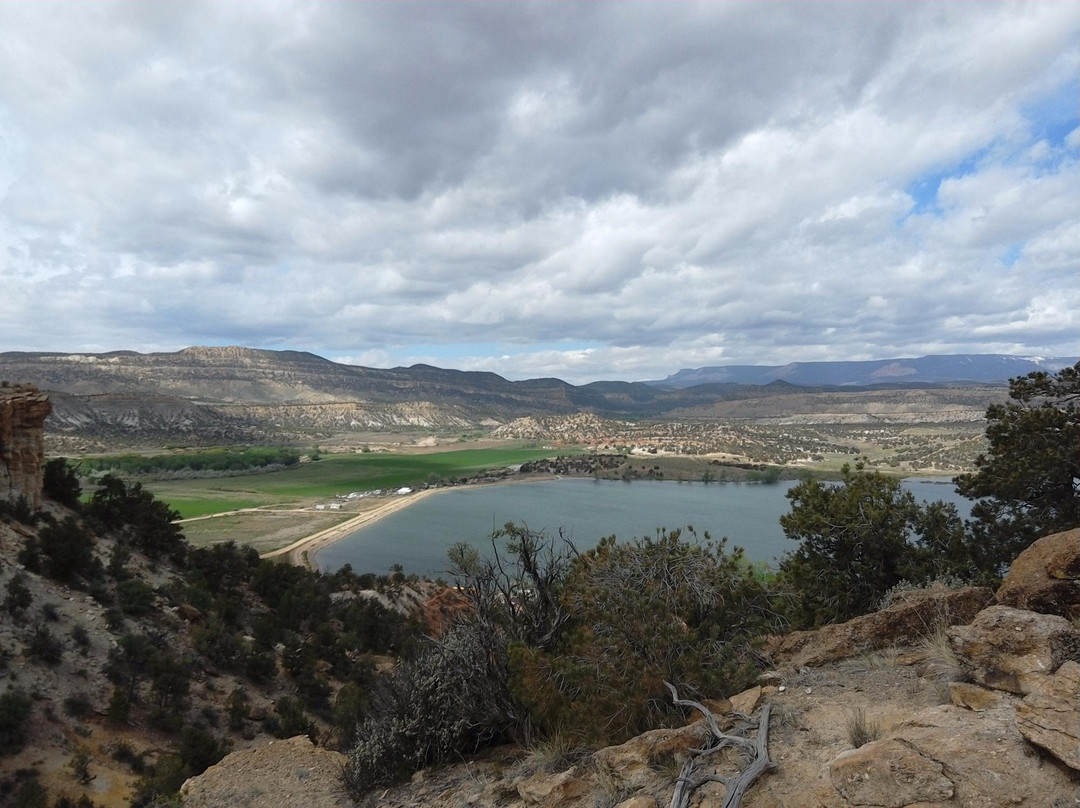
[665,681,774,808]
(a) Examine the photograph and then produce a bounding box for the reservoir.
[314,476,970,579]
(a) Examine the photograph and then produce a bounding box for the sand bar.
[262,488,445,568]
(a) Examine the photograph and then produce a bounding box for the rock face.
[996,528,1080,617]
[1015,660,1080,771]
[0,383,51,509]
[947,605,1080,694]
[766,585,993,667]
[179,736,350,808]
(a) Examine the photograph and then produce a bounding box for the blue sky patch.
[1000,242,1024,267]
[1021,78,1080,150]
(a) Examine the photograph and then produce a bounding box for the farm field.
[145,446,570,518]
[178,509,355,552]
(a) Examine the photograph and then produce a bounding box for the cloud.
[0,1,1077,383]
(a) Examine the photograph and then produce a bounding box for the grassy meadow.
[147,446,570,518]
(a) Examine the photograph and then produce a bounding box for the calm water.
[315,476,970,578]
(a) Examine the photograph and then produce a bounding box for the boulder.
[828,738,954,807]
[947,681,1002,712]
[947,605,1080,694]
[1016,660,1080,771]
[996,528,1080,617]
[766,585,993,668]
[592,723,707,791]
[516,769,589,806]
[179,736,349,808]
[614,797,658,808]
[729,685,762,716]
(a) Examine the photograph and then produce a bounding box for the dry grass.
[837,647,900,674]
[845,707,881,749]
[588,761,634,808]
[515,733,590,777]
[918,626,966,684]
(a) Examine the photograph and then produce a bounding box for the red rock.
[0,384,51,510]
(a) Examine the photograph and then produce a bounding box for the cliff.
[0,383,51,509]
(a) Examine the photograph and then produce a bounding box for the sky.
[0,1,1078,384]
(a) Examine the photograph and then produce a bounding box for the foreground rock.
[1016,660,1080,771]
[947,605,1080,693]
[179,736,350,808]
[820,704,1077,808]
[996,527,1080,617]
[766,585,992,667]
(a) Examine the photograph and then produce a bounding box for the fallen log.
[665,681,774,808]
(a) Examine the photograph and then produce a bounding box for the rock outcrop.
[0,383,51,509]
[821,703,1078,808]
[766,585,993,667]
[946,605,1080,694]
[179,736,350,808]
[996,527,1080,617]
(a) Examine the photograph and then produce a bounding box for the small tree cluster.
[87,475,186,562]
[956,360,1080,570]
[345,525,782,798]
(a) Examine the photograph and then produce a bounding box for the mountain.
[0,346,1014,446]
[650,354,1077,389]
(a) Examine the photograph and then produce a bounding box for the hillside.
[1,347,1007,448]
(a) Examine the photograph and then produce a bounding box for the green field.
[147,447,570,518]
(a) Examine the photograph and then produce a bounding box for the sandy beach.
[261,488,446,568]
[258,473,562,569]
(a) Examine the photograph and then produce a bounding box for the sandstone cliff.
[0,382,51,509]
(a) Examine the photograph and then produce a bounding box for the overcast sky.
[1,2,1077,383]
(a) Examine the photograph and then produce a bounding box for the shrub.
[4,574,32,616]
[266,697,315,741]
[117,580,156,616]
[43,458,82,508]
[344,622,514,796]
[107,689,131,724]
[0,688,33,755]
[226,688,249,732]
[71,624,91,654]
[512,528,781,744]
[26,626,63,666]
[37,517,97,584]
[63,693,94,719]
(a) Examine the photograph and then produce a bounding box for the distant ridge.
[649,354,1078,389]
[0,346,1024,443]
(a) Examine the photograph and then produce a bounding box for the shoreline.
[261,487,446,568]
[262,474,561,569]
[260,468,961,570]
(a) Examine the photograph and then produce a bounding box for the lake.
[314,476,971,578]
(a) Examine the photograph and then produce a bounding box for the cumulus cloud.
[0,0,1077,383]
